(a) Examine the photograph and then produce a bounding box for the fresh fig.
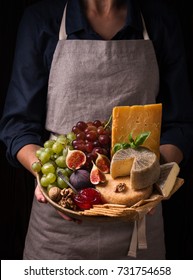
[66,149,86,170]
[95,153,110,173]
[90,162,106,185]
[69,169,93,190]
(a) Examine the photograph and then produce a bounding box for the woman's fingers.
[34,181,82,223]
[57,211,82,224]
[148,207,156,215]
[35,184,47,203]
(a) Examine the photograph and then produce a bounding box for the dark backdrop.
[0,0,40,260]
[0,0,193,260]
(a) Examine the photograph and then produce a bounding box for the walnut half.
[58,188,77,210]
[114,183,127,193]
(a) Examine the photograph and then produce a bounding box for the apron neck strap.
[59,3,150,41]
[141,14,150,40]
[59,3,68,40]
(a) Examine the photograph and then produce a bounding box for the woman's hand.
[16,144,82,223]
[35,184,82,223]
[148,207,156,215]
[160,144,183,164]
[35,184,47,203]
[57,211,82,224]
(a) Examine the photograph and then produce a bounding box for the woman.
[1,0,193,259]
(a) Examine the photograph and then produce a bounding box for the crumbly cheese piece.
[111,104,162,157]
[155,162,180,197]
[110,147,160,189]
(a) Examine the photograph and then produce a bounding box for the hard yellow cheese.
[111,104,162,158]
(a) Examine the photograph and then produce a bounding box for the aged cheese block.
[110,147,160,189]
[155,162,180,197]
[111,104,162,157]
[96,174,153,207]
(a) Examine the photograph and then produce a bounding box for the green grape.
[49,159,57,168]
[57,176,69,189]
[66,132,76,143]
[44,147,54,155]
[40,175,50,187]
[39,151,51,164]
[51,154,58,160]
[66,145,74,150]
[39,132,78,188]
[36,148,44,158]
[56,135,68,145]
[41,162,55,175]
[65,167,73,176]
[56,167,69,177]
[44,139,55,148]
[46,173,56,184]
[55,155,67,168]
[52,142,63,154]
[32,161,42,173]
[62,147,68,157]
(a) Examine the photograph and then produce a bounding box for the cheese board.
[37,171,184,222]
[34,104,184,222]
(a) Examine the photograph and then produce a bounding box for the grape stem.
[57,171,78,194]
[104,115,112,129]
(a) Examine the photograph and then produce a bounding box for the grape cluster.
[32,119,111,200]
[32,133,76,188]
[31,120,111,211]
[71,120,111,170]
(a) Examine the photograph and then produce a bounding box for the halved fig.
[95,153,110,173]
[66,149,86,170]
[90,162,106,185]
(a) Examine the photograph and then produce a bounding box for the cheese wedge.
[155,162,180,197]
[111,104,162,158]
[110,147,160,189]
[96,174,153,207]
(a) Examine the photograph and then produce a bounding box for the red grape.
[93,120,102,127]
[93,140,101,147]
[97,126,106,135]
[71,119,111,170]
[85,131,98,142]
[76,132,86,140]
[92,147,105,156]
[84,126,97,133]
[85,142,94,153]
[72,139,84,146]
[98,134,110,145]
[86,153,96,162]
[72,126,81,134]
[76,121,87,131]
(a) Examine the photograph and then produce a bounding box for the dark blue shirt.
[1,0,193,167]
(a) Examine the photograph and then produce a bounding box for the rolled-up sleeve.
[156,10,193,162]
[0,7,49,167]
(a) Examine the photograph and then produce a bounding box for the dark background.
[0,0,193,260]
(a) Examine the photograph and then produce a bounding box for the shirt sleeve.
[156,8,193,162]
[0,7,49,167]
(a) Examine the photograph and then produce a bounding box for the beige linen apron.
[23,3,165,260]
